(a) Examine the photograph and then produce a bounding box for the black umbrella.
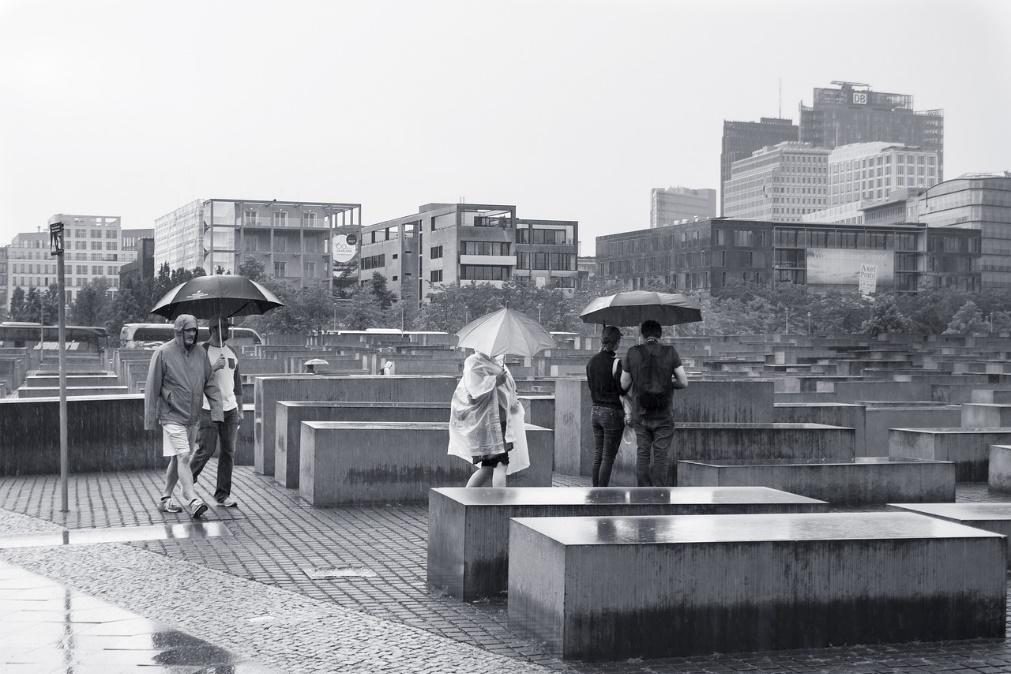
[579,290,702,327]
[150,275,284,322]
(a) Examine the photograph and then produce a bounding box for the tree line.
[5,259,1008,343]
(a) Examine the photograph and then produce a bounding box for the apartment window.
[459,265,509,281]
[90,230,101,238]
[272,211,288,227]
[516,252,528,269]
[516,228,529,244]
[105,242,116,250]
[274,261,286,277]
[361,254,386,270]
[460,241,510,256]
[430,245,443,259]
[106,230,116,239]
[91,265,102,275]
[430,270,442,283]
[107,266,117,275]
[550,253,574,271]
[392,275,398,282]
[91,241,102,250]
[244,209,258,226]
[305,262,316,277]
[532,253,549,270]
[302,211,317,228]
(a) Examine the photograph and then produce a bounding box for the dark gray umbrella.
[579,291,702,326]
[150,275,283,321]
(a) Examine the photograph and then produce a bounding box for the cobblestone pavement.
[3,467,1011,673]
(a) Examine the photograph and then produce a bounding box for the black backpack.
[635,345,673,412]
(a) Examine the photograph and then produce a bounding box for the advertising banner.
[806,248,894,288]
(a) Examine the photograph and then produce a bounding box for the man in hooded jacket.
[144,314,224,518]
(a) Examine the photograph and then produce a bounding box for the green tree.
[71,278,112,326]
[237,257,265,282]
[370,272,397,310]
[9,287,26,321]
[943,300,987,336]
[860,295,914,336]
[24,287,42,324]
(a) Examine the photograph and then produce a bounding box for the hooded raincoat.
[144,316,224,430]
[447,352,529,475]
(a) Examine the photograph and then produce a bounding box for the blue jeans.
[633,413,674,487]
[192,407,240,502]
[591,405,624,487]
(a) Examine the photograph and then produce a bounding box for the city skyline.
[2,0,1009,256]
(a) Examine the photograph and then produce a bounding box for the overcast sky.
[1,0,1009,256]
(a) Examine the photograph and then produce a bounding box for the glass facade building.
[723,143,830,222]
[596,218,980,295]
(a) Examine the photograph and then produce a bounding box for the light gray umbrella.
[456,308,555,357]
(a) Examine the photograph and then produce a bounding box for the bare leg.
[162,456,179,500]
[175,453,199,504]
[491,463,507,488]
[466,467,493,488]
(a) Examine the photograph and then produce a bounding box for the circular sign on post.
[333,234,358,264]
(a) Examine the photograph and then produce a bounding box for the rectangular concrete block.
[508,512,1006,660]
[962,403,1011,428]
[889,428,1011,481]
[988,445,1011,492]
[275,401,451,489]
[298,421,552,506]
[254,375,460,476]
[553,379,775,478]
[609,423,856,487]
[428,486,827,601]
[864,406,961,456]
[774,403,866,454]
[890,503,1011,567]
[678,457,956,505]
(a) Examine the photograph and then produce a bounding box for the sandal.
[188,498,208,520]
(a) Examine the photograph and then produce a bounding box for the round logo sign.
[333,234,358,264]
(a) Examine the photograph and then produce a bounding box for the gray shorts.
[162,423,197,458]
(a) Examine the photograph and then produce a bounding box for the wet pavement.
[0,559,270,673]
[3,466,1011,672]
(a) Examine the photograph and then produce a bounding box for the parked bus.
[0,322,109,352]
[119,323,264,349]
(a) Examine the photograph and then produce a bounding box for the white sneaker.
[216,497,238,508]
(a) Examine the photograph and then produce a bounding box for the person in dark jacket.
[144,314,223,518]
[191,319,243,508]
[586,325,625,487]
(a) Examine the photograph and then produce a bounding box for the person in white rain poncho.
[448,351,529,487]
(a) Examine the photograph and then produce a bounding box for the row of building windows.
[361,254,386,270]
[459,265,510,281]
[515,252,575,271]
[515,228,572,245]
[242,210,324,229]
[460,241,510,256]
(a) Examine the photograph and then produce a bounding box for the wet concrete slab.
[0,559,274,672]
[0,521,232,550]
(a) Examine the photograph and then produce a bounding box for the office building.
[799,81,944,176]
[154,199,362,288]
[7,215,126,307]
[119,237,155,287]
[802,143,941,224]
[596,218,979,295]
[723,143,830,222]
[358,203,579,318]
[720,117,798,215]
[913,174,1011,288]
[650,187,716,228]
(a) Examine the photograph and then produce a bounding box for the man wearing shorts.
[144,314,224,518]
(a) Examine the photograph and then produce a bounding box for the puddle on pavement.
[304,566,378,579]
[0,560,274,672]
[0,521,232,549]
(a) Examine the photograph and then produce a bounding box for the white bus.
[120,323,264,349]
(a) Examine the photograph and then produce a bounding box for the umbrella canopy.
[150,275,284,321]
[456,308,555,358]
[579,290,702,326]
